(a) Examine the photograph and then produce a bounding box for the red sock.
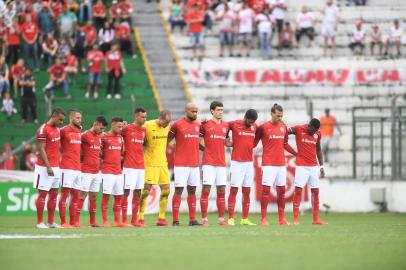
[200,191,209,219]
[58,187,70,224]
[101,194,110,224]
[293,187,302,222]
[89,198,97,224]
[69,189,79,225]
[172,193,181,222]
[121,197,128,223]
[276,185,286,223]
[47,189,58,224]
[113,195,122,224]
[242,187,251,219]
[261,185,270,220]
[76,198,85,225]
[187,194,196,222]
[131,197,140,223]
[311,188,320,222]
[36,190,47,224]
[227,187,238,219]
[216,191,225,219]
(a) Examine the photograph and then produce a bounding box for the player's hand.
[47,167,54,176]
[320,167,325,178]
[225,139,233,147]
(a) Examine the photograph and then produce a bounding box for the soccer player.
[138,110,172,226]
[254,104,296,226]
[58,109,82,228]
[168,103,202,226]
[34,108,66,228]
[227,109,258,226]
[100,117,125,227]
[199,101,230,226]
[288,118,327,225]
[121,108,147,226]
[76,116,108,227]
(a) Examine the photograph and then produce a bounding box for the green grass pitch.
[0,213,405,270]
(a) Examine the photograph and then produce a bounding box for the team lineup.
[33,101,327,229]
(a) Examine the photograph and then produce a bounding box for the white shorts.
[80,173,101,193]
[33,165,61,191]
[101,174,124,195]
[174,167,200,187]
[61,169,82,189]
[321,23,336,38]
[262,166,287,187]
[202,165,227,186]
[123,168,145,190]
[230,161,254,188]
[294,166,320,188]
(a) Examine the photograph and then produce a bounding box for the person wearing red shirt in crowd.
[77,116,108,227]
[51,0,64,20]
[21,15,39,71]
[187,0,207,9]
[199,101,231,226]
[33,108,66,229]
[41,33,58,68]
[23,144,37,171]
[288,118,327,225]
[100,117,125,227]
[86,44,104,99]
[117,0,133,26]
[114,21,137,59]
[109,0,120,22]
[93,0,107,29]
[167,103,202,226]
[254,104,296,226]
[65,51,78,83]
[81,20,97,53]
[227,109,258,226]
[10,59,25,97]
[0,143,17,170]
[44,58,70,99]
[0,19,6,55]
[121,108,147,226]
[21,4,39,26]
[185,4,205,63]
[6,17,20,66]
[105,43,126,100]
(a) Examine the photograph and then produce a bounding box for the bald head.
[185,103,198,122]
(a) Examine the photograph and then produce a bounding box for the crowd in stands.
[168,0,403,60]
[0,143,37,171]
[0,0,137,124]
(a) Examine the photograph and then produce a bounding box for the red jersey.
[106,50,122,70]
[200,120,229,166]
[81,130,102,174]
[49,64,66,79]
[117,2,132,17]
[81,25,97,45]
[187,0,207,9]
[87,50,104,73]
[122,124,145,169]
[289,125,321,166]
[60,125,81,170]
[51,1,63,20]
[229,120,257,162]
[0,153,17,170]
[65,54,78,67]
[93,4,106,17]
[255,121,288,166]
[6,24,19,45]
[101,133,123,175]
[170,118,200,167]
[115,23,131,40]
[11,64,25,79]
[186,10,204,33]
[21,23,38,43]
[109,4,118,18]
[36,123,61,167]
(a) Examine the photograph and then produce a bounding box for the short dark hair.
[134,107,146,114]
[309,118,321,130]
[244,109,258,121]
[95,116,108,127]
[271,103,283,113]
[51,107,66,116]
[160,110,171,119]
[111,117,123,123]
[210,101,223,112]
[69,109,82,116]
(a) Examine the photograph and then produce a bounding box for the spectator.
[385,19,402,57]
[21,14,39,71]
[186,3,205,62]
[65,51,78,84]
[19,68,37,124]
[105,42,126,99]
[20,144,37,171]
[321,0,340,57]
[237,1,254,57]
[3,2,16,27]
[43,57,70,99]
[1,92,17,118]
[109,0,120,23]
[98,21,115,54]
[14,0,25,15]
[281,21,294,50]
[66,0,79,13]
[256,6,275,58]
[0,19,5,58]
[115,21,137,59]
[81,20,97,68]
[349,20,365,56]
[38,1,54,40]
[320,108,342,163]
[93,0,107,30]
[73,24,86,72]
[31,0,42,14]
[79,0,92,23]
[268,0,287,49]
[0,56,10,94]
[169,0,186,32]
[295,5,316,47]
[10,58,25,97]
[56,37,72,62]
[86,44,104,99]
[0,143,17,170]
[117,0,133,26]
[5,17,20,65]
[41,33,58,68]
[50,0,63,21]
[57,6,77,40]
[22,4,38,26]
[216,2,236,57]
[370,24,383,56]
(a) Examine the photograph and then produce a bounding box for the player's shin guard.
[311,188,320,222]
[101,194,110,224]
[89,198,97,225]
[131,196,140,224]
[200,191,209,220]
[261,185,270,220]
[58,187,70,224]
[121,196,128,224]
[276,185,286,224]
[159,189,170,220]
[216,191,226,219]
[293,187,302,224]
[187,194,197,222]
[227,187,238,219]
[138,189,150,221]
[36,190,48,224]
[69,189,79,225]
[172,193,181,222]
[47,189,58,224]
[242,187,251,219]
[113,195,123,225]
